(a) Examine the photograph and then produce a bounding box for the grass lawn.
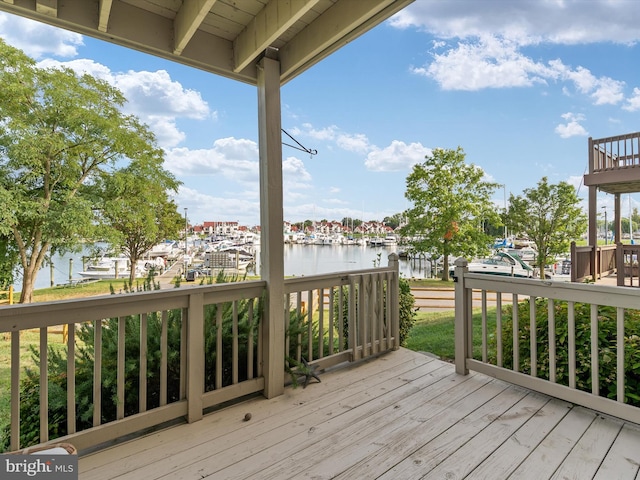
[404,308,498,362]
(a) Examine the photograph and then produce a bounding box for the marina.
[16,241,436,292]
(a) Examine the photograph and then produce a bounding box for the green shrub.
[492,299,640,406]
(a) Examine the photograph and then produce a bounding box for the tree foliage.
[400,147,500,280]
[97,157,183,284]
[0,39,180,302]
[507,177,587,276]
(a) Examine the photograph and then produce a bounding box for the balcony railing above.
[585,131,640,194]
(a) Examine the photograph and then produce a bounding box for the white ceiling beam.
[173,0,218,56]
[233,0,320,73]
[98,0,113,33]
[279,0,413,83]
[36,0,57,17]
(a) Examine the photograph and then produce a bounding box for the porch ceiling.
[0,0,414,85]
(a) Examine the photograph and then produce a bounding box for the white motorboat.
[449,251,533,279]
[78,256,146,280]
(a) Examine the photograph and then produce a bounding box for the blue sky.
[1,1,640,227]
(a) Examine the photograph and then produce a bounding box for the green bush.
[491,299,640,406]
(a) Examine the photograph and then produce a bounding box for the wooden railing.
[570,242,617,282]
[284,257,400,372]
[0,258,399,454]
[591,131,640,172]
[616,243,640,287]
[454,258,640,424]
[0,286,13,305]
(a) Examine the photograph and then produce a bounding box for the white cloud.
[417,36,551,91]
[393,2,638,106]
[365,141,431,172]
[165,137,258,181]
[166,139,313,201]
[623,88,640,111]
[391,1,640,45]
[0,13,83,58]
[555,112,588,138]
[34,59,212,148]
[336,133,370,153]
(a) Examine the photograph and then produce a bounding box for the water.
[254,244,432,278]
[14,243,434,292]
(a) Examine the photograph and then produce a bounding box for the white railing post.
[454,258,470,375]
[388,253,400,350]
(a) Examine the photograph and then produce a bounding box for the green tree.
[383,213,404,230]
[507,177,587,277]
[0,40,170,303]
[98,157,183,284]
[401,147,500,281]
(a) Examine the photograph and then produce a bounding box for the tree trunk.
[442,240,450,281]
[19,266,37,303]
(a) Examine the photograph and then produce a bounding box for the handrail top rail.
[460,271,640,309]
[591,131,640,144]
[0,279,267,332]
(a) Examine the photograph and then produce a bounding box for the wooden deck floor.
[79,348,640,479]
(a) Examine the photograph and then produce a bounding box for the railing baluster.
[568,301,576,389]
[369,276,377,355]
[380,273,386,351]
[232,301,238,385]
[617,307,625,402]
[338,285,344,353]
[481,290,487,363]
[513,294,519,372]
[496,292,502,368]
[180,308,187,400]
[248,299,254,380]
[361,275,368,358]
[591,304,600,396]
[307,290,313,361]
[93,319,102,427]
[39,327,48,443]
[67,321,76,434]
[349,276,357,361]
[328,287,335,355]
[140,313,147,413]
[117,316,125,420]
[548,299,556,383]
[530,296,537,378]
[318,287,324,359]
[296,291,302,363]
[160,310,168,406]
[215,306,222,390]
[11,331,20,451]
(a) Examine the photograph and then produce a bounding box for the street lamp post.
[184,207,188,261]
[601,205,607,245]
[503,184,507,241]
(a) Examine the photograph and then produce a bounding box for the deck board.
[79,348,640,480]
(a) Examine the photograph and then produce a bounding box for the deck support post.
[257,51,285,398]
[454,258,469,375]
